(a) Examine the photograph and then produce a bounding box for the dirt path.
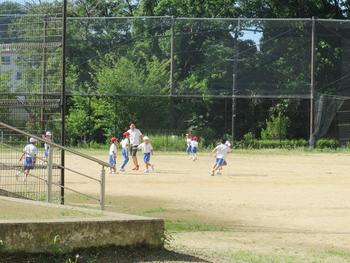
[64,151,350,262]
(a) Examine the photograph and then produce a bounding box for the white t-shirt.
[137,142,153,153]
[191,140,198,148]
[121,138,129,149]
[109,143,117,155]
[127,128,142,146]
[215,143,230,159]
[24,144,37,158]
[186,138,191,146]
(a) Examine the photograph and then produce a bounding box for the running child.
[108,137,118,175]
[43,131,52,159]
[185,133,192,157]
[19,138,38,181]
[190,136,199,161]
[210,139,231,176]
[217,140,232,175]
[119,132,130,172]
[137,136,154,173]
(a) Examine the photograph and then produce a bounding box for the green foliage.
[242,132,257,148]
[316,138,338,149]
[261,100,290,140]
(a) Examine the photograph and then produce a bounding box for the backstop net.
[64,15,350,148]
[0,0,63,202]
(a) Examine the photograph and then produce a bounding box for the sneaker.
[210,170,215,176]
[119,168,125,172]
[144,169,149,173]
[216,171,222,175]
[192,157,197,161]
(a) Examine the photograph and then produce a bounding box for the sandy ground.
[63,150,350,262]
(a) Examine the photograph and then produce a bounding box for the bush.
[242,132,257,148]
[316,139,339,149]
[235,138,306,149]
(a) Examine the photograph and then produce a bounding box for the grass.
[165,220,226,232]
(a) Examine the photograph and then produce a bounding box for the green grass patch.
[165,220,226,232]
[216,250,301,263]
[143,207,167,214]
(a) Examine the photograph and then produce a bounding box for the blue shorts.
[192,147,198,154]
[144,153,151,163]
[24,157,34,169]
[216,158,225,166]
[109,155,116,165]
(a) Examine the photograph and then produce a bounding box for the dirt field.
[64,150,350,262]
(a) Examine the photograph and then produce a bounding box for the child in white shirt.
[137,136,154,173]
[108,137,118,175]
[119,132,130,172]
[19,138,38,180]
[190,136,199,161]
[210,139,231,176]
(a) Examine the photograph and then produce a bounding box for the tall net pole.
[232,19,240,141]
[60,0,68,204]
[309,17,316,147]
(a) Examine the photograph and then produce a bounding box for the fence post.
[100,166,105,210]
[309,16,316,147]
[231,19,240,141]
[169,16,176,130]
[46,147,53,203]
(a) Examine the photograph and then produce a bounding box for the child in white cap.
[210,138,231,176]
[19,138,38,180]
[137,136,154,173]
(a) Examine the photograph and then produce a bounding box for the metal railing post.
[100,166,105,210]
[46,147,53,203]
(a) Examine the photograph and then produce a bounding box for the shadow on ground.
[1,246,210,263]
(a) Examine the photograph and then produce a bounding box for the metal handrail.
[0,121,109,210]
[0,121,113,168]
[0,141,100,183]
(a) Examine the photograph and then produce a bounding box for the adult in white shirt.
[127,123,143,170]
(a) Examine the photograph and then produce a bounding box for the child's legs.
[144,153,151,169]
[120,148,129,169]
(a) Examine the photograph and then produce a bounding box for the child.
[43,131,52,159]
[108,137,118,175]
[210,139,231,176]
[217,140,232,175]
[137,136,154,173]
[185,133,192,157]
[119,132,130,172]
[190,136,199,161]
[19,137,38,181]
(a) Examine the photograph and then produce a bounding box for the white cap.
[29,138,37,143]
[225,140,231,147]
[143,136,150,141]
[46,131,52,136]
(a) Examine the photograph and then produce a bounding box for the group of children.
[185,132,232,176]
[108,132,154,174]
[185,133,199,161]
[18,129,232,180]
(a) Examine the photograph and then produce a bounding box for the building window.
[16,72,22,80]
[1,56,11,65]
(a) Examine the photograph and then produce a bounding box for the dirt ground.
[64,150,350,262]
